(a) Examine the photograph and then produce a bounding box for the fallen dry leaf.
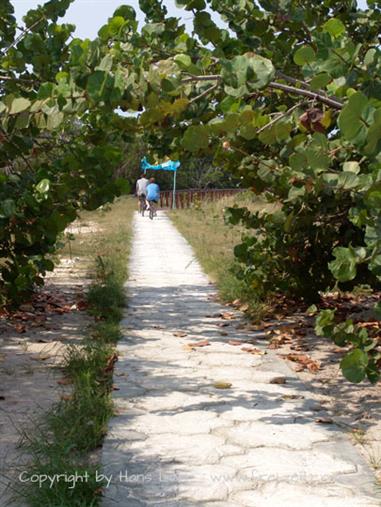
[60,394,73,401]
[14,323,26,333]
[57,378,72,386]
[221,312,236,320]
[228,339,242,346]
[282,353,320,373]
[213,381,232,389]
[173,331,188,338]
[315,417,333,424]
[188,339,210,348]
[269,376,286,384]
[281,394,304,400]
[241,346,266,355]
[104,353,118,373]
[219,331,228,336]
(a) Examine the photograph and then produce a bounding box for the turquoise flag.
[141,157,180,172]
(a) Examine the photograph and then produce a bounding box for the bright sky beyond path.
[12,0,369,40]
[13,0,202,38]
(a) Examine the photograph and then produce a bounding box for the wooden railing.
[160,188,244,209]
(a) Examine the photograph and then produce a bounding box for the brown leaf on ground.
[281,394,304,400]
[315,417,333,424]
[228,339,242,346]
[57,378,72,385]
[282,353,320,373]
[14,323,26,333]
[219,331,228,336]
[221,312,236,320]
[213,381,232,389]
[76,300,88,311]
[269,376,286,384]
[173,331,188,338]
[218,322,230,328]
[60,394,73,401]
[104,353,118,373]
[188,339,210,348]
[268,332,293,349]
[241,346,266,355]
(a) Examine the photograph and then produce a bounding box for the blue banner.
[141,157,180,172]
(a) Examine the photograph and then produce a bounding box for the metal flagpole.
[172,170,177,209]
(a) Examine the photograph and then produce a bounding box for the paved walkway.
[101,211,379,507]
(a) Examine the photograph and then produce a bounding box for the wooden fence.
[160,188,244,209]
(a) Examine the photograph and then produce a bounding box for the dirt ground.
[0,242,92,504]
[230,298,381,484]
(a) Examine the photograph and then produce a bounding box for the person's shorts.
[138,193,146,199]
[148,199,158,204]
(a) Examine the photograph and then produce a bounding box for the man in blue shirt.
[146,178,160,202]
[145,177,160,217]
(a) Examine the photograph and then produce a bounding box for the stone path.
[101,211,379,507]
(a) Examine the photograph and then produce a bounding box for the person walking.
[136,173,149,214]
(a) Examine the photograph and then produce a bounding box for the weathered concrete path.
[102,211,379,507]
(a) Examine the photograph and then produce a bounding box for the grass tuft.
[18,196,135,506]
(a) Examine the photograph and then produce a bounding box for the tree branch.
[189,83,219,104]
[1,17,44,56]
[257,102,304,134]
[181,75,221,83]
[180,74,343,109]
[267,82,343,109]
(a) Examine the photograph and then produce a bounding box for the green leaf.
[286,186,305,201]
[174,53,192,69]
[222,53,275,95]
[108,16,125,36]
[315,309,335,336]
[0,199,16,218]
[340,349,368,383]
[310,73,331,90]
[35,179,50,194]
[9,97,31,114]
[338,92,371,144]
[374,302,381,320]
[342,161,360,174]
[47,111,64,130]
[329,247,357,282]
[182,125,209,152]
[87,71,114,101]
[337,172,360,190]
[113,5,136,20]
[293,46,315,66]
[323,18,346,38]
[365,108,381,155]
[97,54,113,72]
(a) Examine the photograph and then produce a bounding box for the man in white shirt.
[135,173,149,213]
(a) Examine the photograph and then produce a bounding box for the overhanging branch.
[268,82,343,110]
[181,74,343,110]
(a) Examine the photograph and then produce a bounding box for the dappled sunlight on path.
[101,211,379,507]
